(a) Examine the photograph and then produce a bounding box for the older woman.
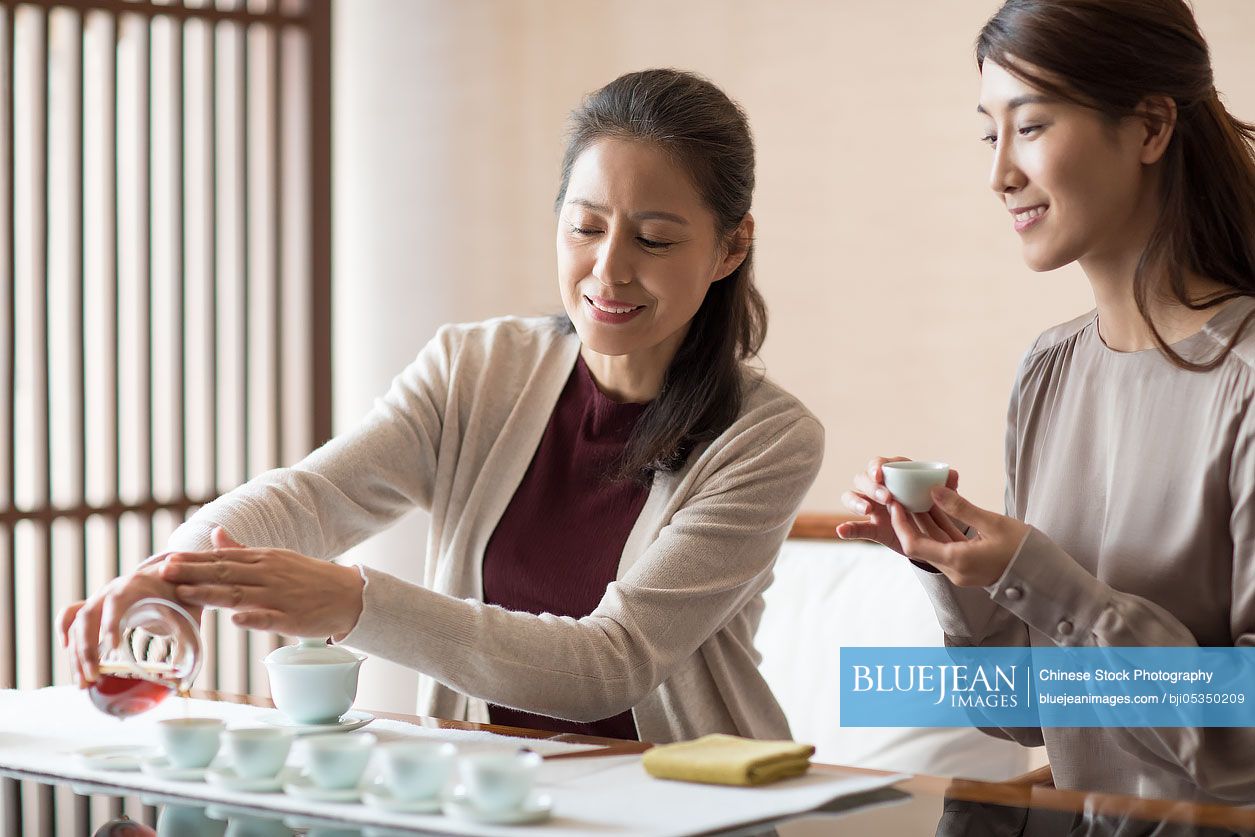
[62,69,823,743]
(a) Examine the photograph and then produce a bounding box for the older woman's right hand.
[836,456,963,555]
[56,551,204,688]
[56,561,180,687]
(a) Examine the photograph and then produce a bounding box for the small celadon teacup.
[882,461,951,514]
[157,717,225,769]
[224,727,293,779]
[303,732,376,790]
[458,751,542,813]
[378,741,456,801]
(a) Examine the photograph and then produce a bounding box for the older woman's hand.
[159,528,365,639]
[885,486,1030,587]
[57,560,193,687]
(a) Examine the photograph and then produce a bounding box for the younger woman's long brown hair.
[978,0,1255,370]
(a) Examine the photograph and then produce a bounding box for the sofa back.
[757,532,1037,780]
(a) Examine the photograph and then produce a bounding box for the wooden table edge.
[812,762,1255,830]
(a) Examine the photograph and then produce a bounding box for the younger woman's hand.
[836,456,963,555]
[159,528,365,639]
[886,486,1030,587]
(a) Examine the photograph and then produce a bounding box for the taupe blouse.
[916,298,1255,802]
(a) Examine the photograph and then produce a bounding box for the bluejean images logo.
[841,647,1038,727]
[840,647,1255,728]
[851,659,1023,708]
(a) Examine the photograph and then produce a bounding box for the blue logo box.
[839,647,1255,727]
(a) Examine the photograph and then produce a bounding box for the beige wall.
[333,0,1255,711]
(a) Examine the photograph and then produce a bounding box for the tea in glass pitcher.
[88,598,203,718]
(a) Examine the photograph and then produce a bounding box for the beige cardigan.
[168,316,824,743]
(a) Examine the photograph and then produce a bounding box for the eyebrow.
[976,94,1053,115]
[567,199,690,226]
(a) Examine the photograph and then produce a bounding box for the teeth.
[589,298,639,314]
[1014,206,1047,222]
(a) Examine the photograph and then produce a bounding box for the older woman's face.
[556,138,744,360]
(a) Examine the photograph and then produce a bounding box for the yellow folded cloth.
[641,734,815,786]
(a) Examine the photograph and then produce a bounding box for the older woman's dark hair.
[555,69,767,481]
[978,0,1255,370]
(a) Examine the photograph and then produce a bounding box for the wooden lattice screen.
[0,0,331,831]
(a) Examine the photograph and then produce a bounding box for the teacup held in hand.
[882,461,950,513]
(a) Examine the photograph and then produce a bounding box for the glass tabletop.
[772,790,1254,837]
[1,766,1249,837]
[1,768,381,837]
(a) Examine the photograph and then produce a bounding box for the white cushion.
[758,539,1037,780]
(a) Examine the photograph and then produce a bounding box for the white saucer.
[282,774,364,802]
[443,787,553,825]
[139,755,217,782]
[74,745,158,772]
[361,782,443,813]
[206,765,297,792]
[260,709,374,735]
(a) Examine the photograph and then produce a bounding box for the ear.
[714,212,754,282]
[1136,95,1177,165]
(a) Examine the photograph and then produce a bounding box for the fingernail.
[857,501,868,514]
[876,489,889,503]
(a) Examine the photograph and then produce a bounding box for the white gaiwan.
[263,638,366,725]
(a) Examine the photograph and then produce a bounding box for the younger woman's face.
[556,138,746,360]
[978,59,1156,272]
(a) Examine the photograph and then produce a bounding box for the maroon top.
[482,354,649,740]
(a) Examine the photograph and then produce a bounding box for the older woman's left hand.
[160,528,365,639]
[889,486,1031,587]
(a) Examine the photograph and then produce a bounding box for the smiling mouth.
[1011,204,1048,232]
[585,296,644,314]
[1012,206,1047,222]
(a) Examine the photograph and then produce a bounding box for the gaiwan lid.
[263,637,360,666]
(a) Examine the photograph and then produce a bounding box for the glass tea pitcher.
[88,598,203,718]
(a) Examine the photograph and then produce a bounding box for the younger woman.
[840,0,1255,801]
